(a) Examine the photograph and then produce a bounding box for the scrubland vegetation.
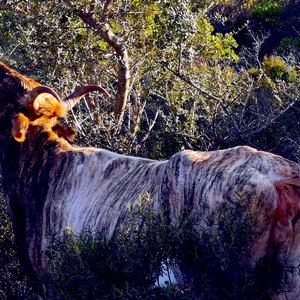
[0,0,300,298]
[0,194,294,299]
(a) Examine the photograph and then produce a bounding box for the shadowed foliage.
[39,197,294,299]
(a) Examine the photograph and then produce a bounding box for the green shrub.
[172,201,292,299]
[262,55,288,80]
[44,195,181,299]
[252,0,284,17]
[0,191,296,299]
[43,196,294,299]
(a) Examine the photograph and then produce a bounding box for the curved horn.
[63,84,110,111]
[27,86,62,103]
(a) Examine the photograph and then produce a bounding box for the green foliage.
[281,37,299,48]
[0,189,296,299]
[262,55,288,81]
[44,195,179,299]
[41,196,293,299]
[173,201,292,299]
[252,0,285,17]
[0,0,299,160]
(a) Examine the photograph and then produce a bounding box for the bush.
[172,201,292,299]
[252,0,284,17]
[44,195,181,299]
[43,195,294,299]
[262,55,288,81]
[0,191,295,299]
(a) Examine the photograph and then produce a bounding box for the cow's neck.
[0,127,67,275]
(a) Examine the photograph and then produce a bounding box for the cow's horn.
[27,86,62,103]
[63,84,110,111]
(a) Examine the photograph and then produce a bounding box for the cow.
[1,61,300,299]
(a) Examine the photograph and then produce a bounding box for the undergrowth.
[41,195,294,299]
[0,192,296,299]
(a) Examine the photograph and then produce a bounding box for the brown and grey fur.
[1,61,300,299]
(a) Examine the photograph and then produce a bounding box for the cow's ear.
[11,113,30,142]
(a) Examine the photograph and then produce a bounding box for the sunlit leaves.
[0,0,299,158]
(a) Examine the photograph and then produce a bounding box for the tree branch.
[102,0,113,20]
[166,66,222,101]
[241,97,300,139]
[76,9,130,128]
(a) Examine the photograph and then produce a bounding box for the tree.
[0,0,299,160]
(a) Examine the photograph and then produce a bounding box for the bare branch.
[76,9,130,128]
[292,25,300,37]
[166,66,222,101]
[102,0,113,20]
[241,97,300,138]
[167,67,243,134]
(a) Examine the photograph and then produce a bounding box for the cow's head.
[0,61,109,145]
